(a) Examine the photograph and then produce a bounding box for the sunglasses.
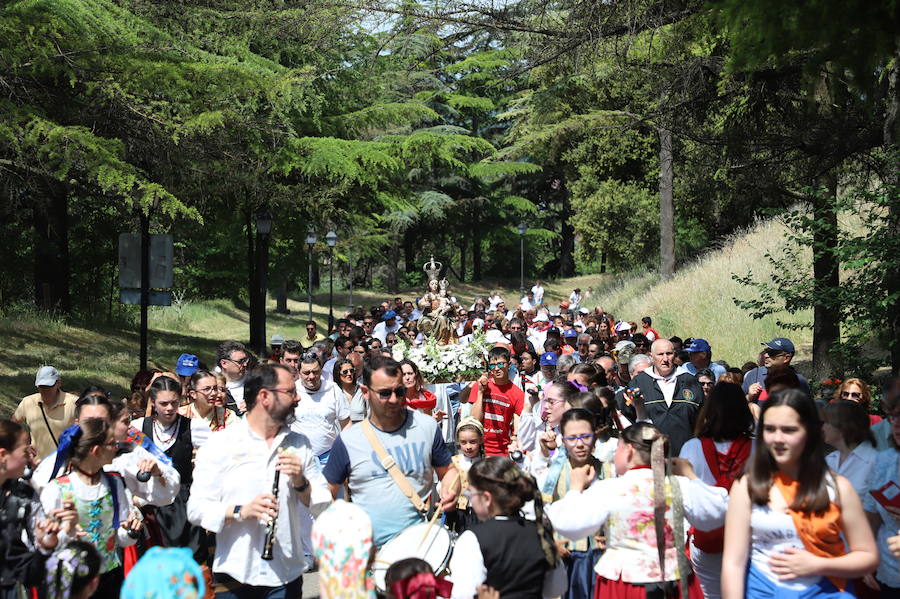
[227,357,250,366]
[700,381,714,387]
[487,362,508,370]
[372,386,407,399]
[340,368,355,376]
[841,391,862,399]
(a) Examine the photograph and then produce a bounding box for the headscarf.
[390,572,453,599]
[312,500,375,599]
[120,546,205,599]
[455,416,483,436]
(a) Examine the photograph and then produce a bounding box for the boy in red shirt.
[472,346,524,456]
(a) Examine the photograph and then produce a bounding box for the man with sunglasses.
[742,337,809,402]
[323,357,459,547]
[469,346,524,457]
[216,340,251,415]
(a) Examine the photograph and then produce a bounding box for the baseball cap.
[563,328,578,338]
[534,313,549,323]
[270,334,285,346]
[685,338,711,353]
[35,366,60,387]
[176,354,200,376]
[559,301,570,309]
[578,307,589,314]
[540,352,558,366]
[762,337,795,354]
[614,321,631,333]
[382,310,397,321]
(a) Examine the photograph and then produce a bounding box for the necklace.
[153,418,180,445]
[74,465,101,484]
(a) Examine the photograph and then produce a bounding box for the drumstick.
[417,471,460,550]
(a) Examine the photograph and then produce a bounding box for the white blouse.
[824,442,877,499]
[546,468,728,583]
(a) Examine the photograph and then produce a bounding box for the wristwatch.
[293,478,310,493]
[233,505,243,521]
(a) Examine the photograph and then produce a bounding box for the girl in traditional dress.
[446,417,484,534]
[678,382,755,599]
[180,370,234,437]
[131,376,207,564]
[722,389,878,598]
[535,409,610,599]
[547,422,729,599]
[41,419,140,599]
[449,458,566,599]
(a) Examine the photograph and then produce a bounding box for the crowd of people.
[4,284,900,599]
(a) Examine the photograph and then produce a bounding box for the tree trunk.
[458,232,467,282]
[472,225,482,281]
[658,126,675,279]
[811,173,841,378]
[387,236,400,293]
[246,205,259,350]
[32,180,71,312]
[885,41,900,376]
[275,279,289,314]
[558,184,576,277]
[403,230,416,275]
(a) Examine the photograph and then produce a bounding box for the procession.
[3,255,900,599]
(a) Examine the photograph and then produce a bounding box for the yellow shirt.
[13,390,78,460]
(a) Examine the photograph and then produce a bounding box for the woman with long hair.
[130,376,207,564]
[180,370,233,434]
[822,400,877,499]
[448,457,566,599]
[679,382,755,599]
[400,359,437,416]
[722,389,878,598]
[41,418,140,599]
[547,421,728,598]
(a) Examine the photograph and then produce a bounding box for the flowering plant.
[391,331,492,383]
[816,377,843,402]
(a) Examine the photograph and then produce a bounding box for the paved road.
[302,571,319,599]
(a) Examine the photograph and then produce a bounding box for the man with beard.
[323,357,459,547]
[188,364,330,598]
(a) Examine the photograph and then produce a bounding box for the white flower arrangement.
[391,331,492,383]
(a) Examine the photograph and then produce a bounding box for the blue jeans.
[214,575,302,599]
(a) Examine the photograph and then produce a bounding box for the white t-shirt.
[531,285,544,303]
[290,380,350,456]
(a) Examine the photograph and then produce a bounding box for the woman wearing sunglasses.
[830,378,880,425]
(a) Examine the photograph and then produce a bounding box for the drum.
[372,522,454,592]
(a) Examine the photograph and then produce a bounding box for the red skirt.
[594,575,701,599]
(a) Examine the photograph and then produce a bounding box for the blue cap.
[540,352,558,366]
[563,328,578,338]
[175,353,199,376]
[685,338,711,353]
[762,337,795,354]
[382,310,397,321]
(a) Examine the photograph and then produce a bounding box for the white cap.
[35,366,60,387]
[534,313,549,322]
[615,321,631,332]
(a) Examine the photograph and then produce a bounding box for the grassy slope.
[0,218,812,416]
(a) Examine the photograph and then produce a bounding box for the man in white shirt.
[188,363,331,598]
[372,310,400,344]
[291,356,351,464]
[519,291,535,311]
[531,281,545,305]
[217,340,250,415]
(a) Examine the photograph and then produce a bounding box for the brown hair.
[69,419,112,467]
[823,400,875,448]
[468,458,557,568]
[0,420,26,452]
[747,389,829,512]
[831,378,872,412]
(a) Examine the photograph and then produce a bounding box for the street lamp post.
[255,207,273,354]
[517,222,527,298]
[347,246,353,313]
[306,226,317,322]
[326,231,337,333]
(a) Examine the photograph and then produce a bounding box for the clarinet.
[261,468,280,560]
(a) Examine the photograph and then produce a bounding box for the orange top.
[772,471,846,591]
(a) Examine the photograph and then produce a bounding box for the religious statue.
[418,256,459,345]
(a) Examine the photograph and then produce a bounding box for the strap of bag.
[361,419,427,512]
[38,402,59,447]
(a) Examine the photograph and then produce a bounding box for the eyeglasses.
[373,386,407,399]
[488,362,508,370]
[194,386,220,394]
[226,357,250,366]
[267,386,298,398]
[841,391,862,399]
[765,350,785,358]
[562,433,595,444]
[340,368,355,376]
[700,381,714,387]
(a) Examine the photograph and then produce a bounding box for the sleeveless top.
[142,415,193,488]
[470,517,548,599]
